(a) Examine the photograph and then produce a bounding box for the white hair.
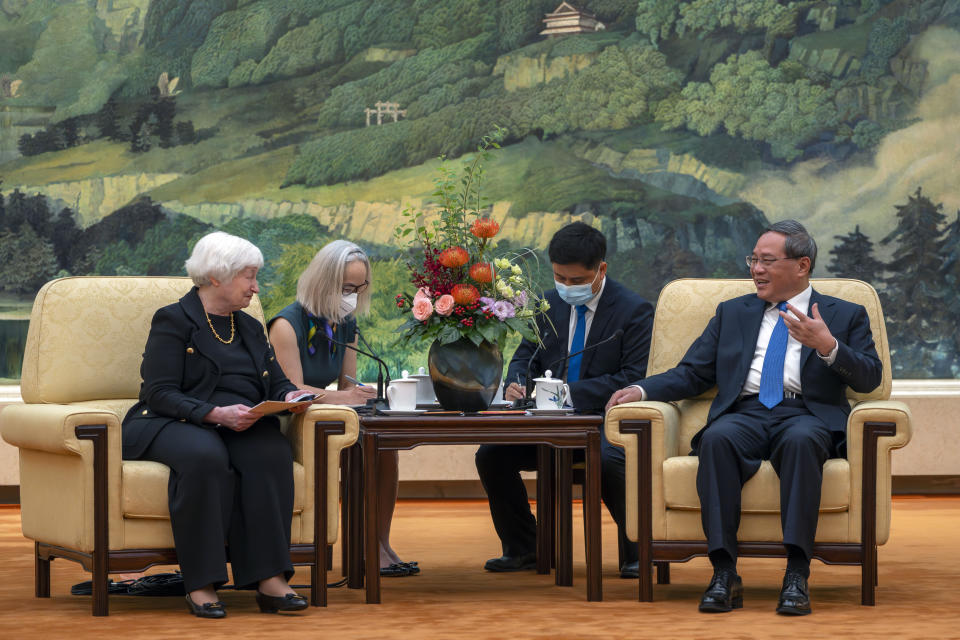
[184,231,264,287]
[297,240,371,322]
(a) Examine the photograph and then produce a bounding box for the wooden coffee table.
[344,413,605,604]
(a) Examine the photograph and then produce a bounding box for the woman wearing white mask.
[268,240,415,577]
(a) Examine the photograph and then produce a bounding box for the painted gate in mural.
[1,0,958,382]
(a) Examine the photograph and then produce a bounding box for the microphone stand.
[542,329,625,383]
[512,342,542,409]
[355,328,392,404]
[327,331,391,412]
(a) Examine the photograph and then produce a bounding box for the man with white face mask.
[476,222,654,578]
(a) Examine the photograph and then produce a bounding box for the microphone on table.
[511,342,543,409]
[548,329,625,383]
[326,329,391,412]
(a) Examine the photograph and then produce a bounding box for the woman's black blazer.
[122,287,296,459]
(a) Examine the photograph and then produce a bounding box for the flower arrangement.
[394,127,549,352]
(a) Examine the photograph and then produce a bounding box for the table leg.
[536,445,554,575]
[555,448,573,587]
[363,432,381,604]
[347,441,364,589]
[584,430,602,601]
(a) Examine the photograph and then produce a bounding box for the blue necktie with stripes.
[758,302,789,409]
[567,305,588,384]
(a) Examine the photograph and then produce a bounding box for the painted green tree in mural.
[881,187,954,377]
[827,224,885,287]
[937,211,960,340]
[656,51,839,161]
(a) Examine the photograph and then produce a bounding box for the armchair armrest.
[1,403,123,458]
[285,405,359,545]
[845,400,912,545]
[1,402,126,553]
[605,401,680,541]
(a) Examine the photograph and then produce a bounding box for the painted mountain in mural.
[1,0,959,380]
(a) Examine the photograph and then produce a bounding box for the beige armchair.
[605,278,911,605]
[0,276,358,615]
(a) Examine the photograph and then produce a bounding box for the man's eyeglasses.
[745,256,799,269]
[342,281,369,295]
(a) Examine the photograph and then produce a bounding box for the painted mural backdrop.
[1,0,959,384]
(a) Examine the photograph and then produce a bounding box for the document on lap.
[249,393,323,415]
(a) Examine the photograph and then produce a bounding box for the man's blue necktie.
[758,302,789,409]
[567,305,588,384]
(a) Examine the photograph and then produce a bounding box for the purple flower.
[493,300,516,320]
[479,296,497,312]
[512,290,528,307]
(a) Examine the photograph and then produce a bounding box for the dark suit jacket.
[639,288,882,445]
[508,278,653,413]
[122,287,296,460]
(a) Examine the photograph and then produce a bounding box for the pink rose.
[414,287,432,303]
[435,294,455,316]
[412,297,433,321]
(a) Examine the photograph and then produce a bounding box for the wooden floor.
[0,497,958,639]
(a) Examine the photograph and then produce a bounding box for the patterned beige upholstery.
[605,279,911,571]
[1,276,357,575]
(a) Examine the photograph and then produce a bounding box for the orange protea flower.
[438,246,469,268]
[469,262,494,283]
[451,284,480,305]
[470,217,500,239]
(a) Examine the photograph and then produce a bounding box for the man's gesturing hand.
[781,303,837,356]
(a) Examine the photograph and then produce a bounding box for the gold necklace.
[204,309,235,344]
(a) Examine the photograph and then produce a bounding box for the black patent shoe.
[698,568,743,613]
[483,552,537,572]
[399,561,421,575]
[256,591,309,613]
[185,594,226,618]
[776,570,812,615]
[380,562,413,577]
[619,561,640,579]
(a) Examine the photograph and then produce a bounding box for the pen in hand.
[344,374,366,387]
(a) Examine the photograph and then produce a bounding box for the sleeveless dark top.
[268,301,356,388]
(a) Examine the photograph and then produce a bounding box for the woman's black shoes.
[185,594,227,618]
[256,591,309,613]
[380,561,420,577]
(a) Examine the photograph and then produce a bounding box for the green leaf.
[438,324,461,345]
[477,320,501,344]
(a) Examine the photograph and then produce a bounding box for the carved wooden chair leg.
[655,561,670,585]
[35,543,50,598]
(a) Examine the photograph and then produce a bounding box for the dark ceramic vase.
[428,338,503,412]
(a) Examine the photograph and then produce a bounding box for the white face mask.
[339,292,358,316]
[555,269,601,306]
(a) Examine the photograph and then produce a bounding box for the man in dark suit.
[607,220,882,615]
[476,222,654,577]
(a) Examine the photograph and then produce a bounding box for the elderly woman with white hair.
[122,231,314,618]
[268,240,414,577]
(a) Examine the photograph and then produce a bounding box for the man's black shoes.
[776,570,812,615]
[698,568,743,613]
[619,561,639,579]
[483,552,537,572]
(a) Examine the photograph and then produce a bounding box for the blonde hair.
[297,240,371,322]
[184,231,263,286]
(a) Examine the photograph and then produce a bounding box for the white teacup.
[386,377,418,411]
[533,370,571,410]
